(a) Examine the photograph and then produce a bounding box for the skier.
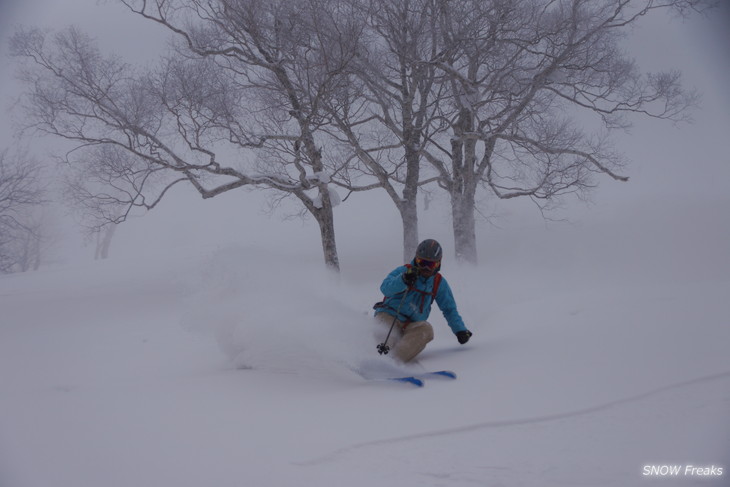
[373,239,472,362]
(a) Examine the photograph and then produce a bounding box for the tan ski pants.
[374,312,434,363]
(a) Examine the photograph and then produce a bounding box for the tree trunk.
[314,186,340,272]
[401,134,421,261]
[317,219,339,271]
[401,198,419,263]
[450,108,479,264]
[398,66,423,262]
[31,235,41,271]
[451,190,477,264]
[95,223,116,260]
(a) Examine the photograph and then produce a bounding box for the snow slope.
[1,1,729,485]
[1,190,729,487]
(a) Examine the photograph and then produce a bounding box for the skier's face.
[415,257,439,277]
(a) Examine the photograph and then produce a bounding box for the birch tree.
[121,0,366,271]
[424,0,704,263]
[0,149,46,273]
[325,0,446,262]
[12,0,361,271]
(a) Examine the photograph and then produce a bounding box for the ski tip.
[431,370,457,379]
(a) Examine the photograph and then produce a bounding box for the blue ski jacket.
[375,261,467,334]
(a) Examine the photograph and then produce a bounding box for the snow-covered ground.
[1,3,729,485]
[1,187,728,487]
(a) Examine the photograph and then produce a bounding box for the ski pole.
[377,288,410,356]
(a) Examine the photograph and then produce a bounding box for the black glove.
[456,330,472,344]
[402,267,418,287]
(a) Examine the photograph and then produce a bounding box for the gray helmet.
[415,239,443,262]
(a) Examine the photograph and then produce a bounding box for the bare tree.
[12,0,362,271]
[120,0,367,271]
[94,224,117,260]
[59,143,129,259]
[421,0,704,263]
[10,0,710,269]
[325,0,447,262]
[0,149,46,273]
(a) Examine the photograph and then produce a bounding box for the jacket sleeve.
[435,277,467,334]
[380,266,409,296]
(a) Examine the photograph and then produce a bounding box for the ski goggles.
[415,257,440,270]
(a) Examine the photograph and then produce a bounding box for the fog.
[0,2,729,486]
[1,0,729,265]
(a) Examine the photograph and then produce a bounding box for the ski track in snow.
[298,369,730,466]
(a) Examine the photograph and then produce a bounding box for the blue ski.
[388,376,424,387]
[354,361,456,387]
[382,370,456,387]
[418,370,457,380]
